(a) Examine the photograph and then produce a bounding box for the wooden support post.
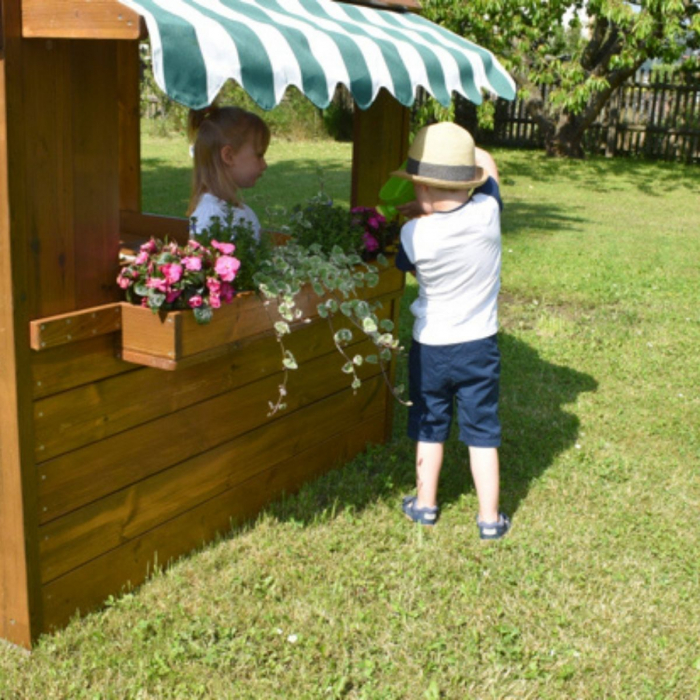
[0,0,43,648]
[351,89,410,209]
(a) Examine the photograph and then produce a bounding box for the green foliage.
[192,209,273,293]
[322,91,354,141]
[254,243,403,414]
[423,0,700,156]
[284,194,364,256]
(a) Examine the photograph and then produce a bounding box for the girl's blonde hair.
[186,105,271,216]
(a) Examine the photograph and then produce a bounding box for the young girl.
[187,105,271,240]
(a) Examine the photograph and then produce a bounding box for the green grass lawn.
[1,136,699,699]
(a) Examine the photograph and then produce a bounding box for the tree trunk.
[546,112,588,158]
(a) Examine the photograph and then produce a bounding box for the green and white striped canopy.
[120,0,516,111]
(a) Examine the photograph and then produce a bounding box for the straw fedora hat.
[391,122,487,190]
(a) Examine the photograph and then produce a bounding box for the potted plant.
[118,202,407,411]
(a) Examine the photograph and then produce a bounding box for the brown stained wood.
[34,301,393,464]
[32,333,133,400]
[22,0,142,40]
[37,336,384,522]
[120,211,190,247]
[118,41,141,214]
[29,302,122,351]
[0,0,44,648]
[71,40,122,311]
[22,39,76,319]
[41,414,385,632]
[38,340,383,523]
[39,375,385,583]
[352,89,410,209]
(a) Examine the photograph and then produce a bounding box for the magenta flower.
[188,295,203,308]
[140,239,158,254]
[165,290,182,303]
[212,240,236,255]
[215,255,241,282]
[363,232,380,253]
[161,263,183,284]
[146,277,168,292]
[220,283,235,303]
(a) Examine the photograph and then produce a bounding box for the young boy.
[393,122,510,540]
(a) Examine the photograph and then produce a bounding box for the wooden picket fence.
[450,69,700,162]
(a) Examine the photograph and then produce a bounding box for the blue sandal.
[477,512,511,540]
[402,496,439,525]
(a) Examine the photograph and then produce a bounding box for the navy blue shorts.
[407,335,501,447]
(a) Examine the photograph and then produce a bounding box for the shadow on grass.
[502,151,699,196]
[267,284,598,527]
[501,201,588,237]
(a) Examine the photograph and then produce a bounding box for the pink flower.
[135,251,150,265]
[220,283,235,303]
[215,255,241,282]
[161,263,183,284]
[209,293,221,309]
[363,232,380,253]
[206,277,221,294]
[141,297,149,307]
[165,290,181,303]
[182,256,202,272]
[187,238,203,249]
[117,273,131,289]
[212,240,235,255]
[188,295,203,308]
[146,277,168,292]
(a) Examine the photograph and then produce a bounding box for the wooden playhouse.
[0,0,514,647]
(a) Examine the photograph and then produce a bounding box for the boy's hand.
[396,199,431,219]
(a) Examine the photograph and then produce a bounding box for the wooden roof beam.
[22,0,143,40]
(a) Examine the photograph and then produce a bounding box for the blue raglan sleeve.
[475,176,503,212]
[395,241,415,273]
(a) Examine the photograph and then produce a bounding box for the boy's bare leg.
[415,441,444,508]
[468,446,500,523]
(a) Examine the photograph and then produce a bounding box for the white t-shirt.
[190,193,261,240]
[400,187,501,345]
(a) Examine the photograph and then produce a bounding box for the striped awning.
[119,0,516,111]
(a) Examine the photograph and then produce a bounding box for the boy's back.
[400,179,502,346]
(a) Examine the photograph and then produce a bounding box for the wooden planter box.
[120,262,404,370]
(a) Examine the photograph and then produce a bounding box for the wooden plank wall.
[32,291,401,632]
[22,38,121,320]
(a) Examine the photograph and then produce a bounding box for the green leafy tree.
[424,0,700,157]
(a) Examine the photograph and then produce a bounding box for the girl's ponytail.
[187,104,218,144]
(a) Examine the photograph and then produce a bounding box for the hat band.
[406,157,478,182]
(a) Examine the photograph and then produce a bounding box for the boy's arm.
[475,147,499,185]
